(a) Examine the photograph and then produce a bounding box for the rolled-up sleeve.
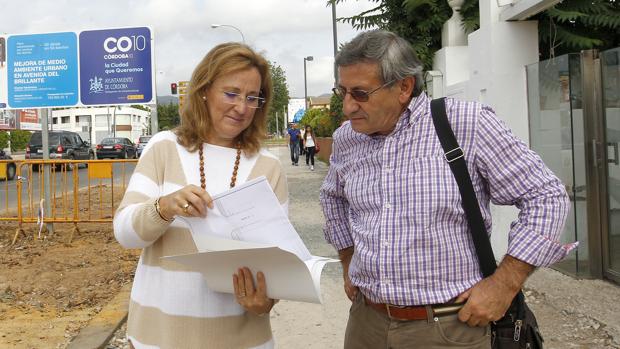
[320,133,354,251]
[474,107,575,267]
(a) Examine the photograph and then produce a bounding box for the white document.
[164,176,337,304]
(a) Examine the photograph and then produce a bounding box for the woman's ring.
[182,203,190,213]
[239,291,246,297]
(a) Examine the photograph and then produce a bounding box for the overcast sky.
[0,0,376,100]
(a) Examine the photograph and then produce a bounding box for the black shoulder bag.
[430,98,544,349]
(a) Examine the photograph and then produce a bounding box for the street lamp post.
[331,2,338,86]
[211,24,245,43]
[303,56,314,112]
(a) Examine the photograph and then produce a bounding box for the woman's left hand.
[233,267,275,316]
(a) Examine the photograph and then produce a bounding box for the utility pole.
[283,106,287,135]
[303,56,314,111]
[332,1,339,86]
[106,106,111,137]
[150,103,158,134]
[275,111,279,138]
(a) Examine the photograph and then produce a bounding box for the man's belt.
[364,296,464,321]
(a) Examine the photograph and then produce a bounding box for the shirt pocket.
[342,154,383,213]
[406,156,463,227]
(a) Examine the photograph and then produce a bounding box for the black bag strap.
[429,98,497,278]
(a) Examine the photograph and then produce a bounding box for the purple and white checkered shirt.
[320,93,573,306]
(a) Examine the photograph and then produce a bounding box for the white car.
[136,135,152,158]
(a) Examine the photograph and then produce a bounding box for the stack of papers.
[163,176,337,304]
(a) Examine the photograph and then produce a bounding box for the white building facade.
[50,106,150,145]
[432,0,562,260]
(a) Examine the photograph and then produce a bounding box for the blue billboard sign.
[7,32,79,108]
[79,27,153,105]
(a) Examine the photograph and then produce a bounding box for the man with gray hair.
[320,29,572,348]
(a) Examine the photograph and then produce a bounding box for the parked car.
[26,131,94,170]
[0,150,16,181]
[136,135,152,158]
[96,137,137,159]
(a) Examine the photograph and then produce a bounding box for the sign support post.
[41,108,53,235]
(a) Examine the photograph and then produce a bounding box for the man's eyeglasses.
[222,91,265,109]
[332,79,396,102]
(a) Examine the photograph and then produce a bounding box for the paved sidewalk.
[268,146,347,349]
[272,145,620,349]
[7,151,25,160]
[96,145,619,349]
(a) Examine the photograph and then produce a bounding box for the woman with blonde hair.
[114,42,287,349]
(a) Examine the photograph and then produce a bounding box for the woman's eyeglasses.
[222,91,265,109]
[332,79,396,102]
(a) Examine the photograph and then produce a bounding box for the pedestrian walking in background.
[299,126,306,157]
[303,125,316,171]
[287,123,301,166]
[320,29,572,349]
[114,42,286,349]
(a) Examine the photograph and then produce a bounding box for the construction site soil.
[0,187,139,349]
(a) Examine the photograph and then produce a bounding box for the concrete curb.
[67,283,132,349]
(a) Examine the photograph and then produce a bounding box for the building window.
[95,115,109,127]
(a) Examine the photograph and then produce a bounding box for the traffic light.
[171,83,178,95]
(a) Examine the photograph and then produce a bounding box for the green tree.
[267,62,290,136]
[296,94,346,138]
[0,130,31,151]
[157,102,181,130]
[131,104,151,112]
[331,0,619,68]
[300,108,333,137]
[329,93,345,133]
[331,0,455,70]
[10,130,31,151]
[0,132,9,150]
[536,0,620,59]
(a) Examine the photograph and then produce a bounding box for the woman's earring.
[202,96,207,101]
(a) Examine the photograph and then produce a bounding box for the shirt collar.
[407,92,430,127]
[387,92,430,136]
[362,92,431,140]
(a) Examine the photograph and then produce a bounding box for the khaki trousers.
[344,293,491,349]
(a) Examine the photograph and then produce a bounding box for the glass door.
[602,48,620,283]
[526,54,591,277]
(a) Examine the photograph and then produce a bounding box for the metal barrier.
[0,159,138,244]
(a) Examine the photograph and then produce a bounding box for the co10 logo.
[103,35,148,53]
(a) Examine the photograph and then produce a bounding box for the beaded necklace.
[198,143,241,190]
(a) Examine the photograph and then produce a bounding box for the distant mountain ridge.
[156,95,179,105]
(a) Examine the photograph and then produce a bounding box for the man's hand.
[456,255,534,327]
[455,273,516,326]
[338,247,358,302]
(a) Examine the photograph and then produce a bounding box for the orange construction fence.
[0,159,137,244]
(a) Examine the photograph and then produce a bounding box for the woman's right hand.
[157,185,214,219]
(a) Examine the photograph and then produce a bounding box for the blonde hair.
[175,43,272,154]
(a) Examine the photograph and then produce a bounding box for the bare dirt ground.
[0,186,139,349]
